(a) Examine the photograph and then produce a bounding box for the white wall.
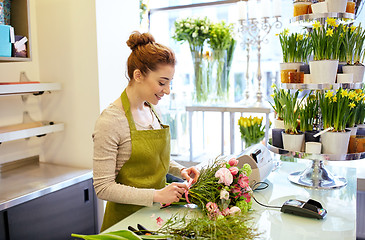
[95,0,139,112]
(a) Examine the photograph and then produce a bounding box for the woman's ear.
[133,69,143,83]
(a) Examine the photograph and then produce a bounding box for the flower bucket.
[348,135,365,153]
[309,60,338,84]
[326,0,347,12]
[272,128,284,149]
[311,2,328,13]
[342,65,365,83]
[321,129,351,155]
[273,118,285,129]
[336,73,353,83]
[282,132,305,152]
[347,126,358,136]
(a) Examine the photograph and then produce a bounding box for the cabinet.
[0,0,31,62]
[1,178,97,240]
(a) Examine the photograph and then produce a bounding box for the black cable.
[251,181,282,209]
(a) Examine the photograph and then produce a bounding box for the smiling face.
[137,64,175,105]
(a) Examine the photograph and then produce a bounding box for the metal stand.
[288,160,347,189]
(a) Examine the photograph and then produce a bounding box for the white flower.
[195,26,200,31]
[220,189,230,200]
[192,32,198,38]
[200,26,204,30]
[203,29,208,34]
[185,23,190,28]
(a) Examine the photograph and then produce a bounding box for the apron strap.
[121,90,137,131]
[145,102,164,127]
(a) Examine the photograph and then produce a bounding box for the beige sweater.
[92,103,185,207]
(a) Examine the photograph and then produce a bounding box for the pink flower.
[220,189,230,200]
[229,206,241,215]
[215,168,233,186]
[222,207,230,216]
[156,217,164,227]
[238,175,249,188]
[243,192,251,202]
[229,167,239,176]
[206,202,219,213]
[228,158,238,166]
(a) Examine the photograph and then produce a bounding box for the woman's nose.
[163,85,170,95]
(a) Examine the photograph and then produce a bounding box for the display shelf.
[289,12,355,26]
[0,82,61,96]
[268,140,365,161]
[0,122,64,143]
[281,82,364,90]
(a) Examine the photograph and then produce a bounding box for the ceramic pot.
[305,130,320,142]
[348,135,365,153]
[311,1,328,13]
[309,60,338,84]
[274,119,285,129]
[327,0,347,12]
[337,73,353,83]
[342,65,365,83]
[272,128,285,149]
[347,126,358,136]
[282,132,305,152]
[321,129,351,155]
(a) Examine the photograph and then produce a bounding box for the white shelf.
[0,83,61,96]
[0,122,64,143]
[281,82,364,90]
[290,12,355,26]
[185,105,272,114]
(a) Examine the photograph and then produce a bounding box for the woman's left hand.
[181,167,200,184]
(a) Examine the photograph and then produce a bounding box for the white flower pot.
[336,73,353,83]
[348,126,358,136]
[282,132,305,152]
[303,74,311,84]
[321,130,351,155]
[309,60,339,84]
[274,119,285,129]
[326,0,347,12]
[342,65,365,83]
[280,62,303,72]
[311,2,328,13]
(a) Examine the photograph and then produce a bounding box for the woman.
[93,31,200,232]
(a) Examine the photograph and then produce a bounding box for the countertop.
[104,161,356,240]
[0,162,93,211]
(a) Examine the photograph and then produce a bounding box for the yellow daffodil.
[313,21,321,30]
[349,102,356,109]
[309,94,316,100]
[325,91,333,98]
[243,121,247,128]
[334,24,339,28]
[350,25,357,32]
[271,83,277,89]
[341,89,348,97]
[348,91,356,100]
[356,89,362,94]
[326,28,334,37]
[361,93,365,98]
[326,18,337,27]
[340,33,344,37]
[343,25,348,31]
[296,34,304,41]
[283,28,289,36]
[356,96,362,102]
[332,96,337,102]
[275,33,279,36]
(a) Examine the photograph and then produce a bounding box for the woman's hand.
[181,167,200,184]
[153,182,188,204]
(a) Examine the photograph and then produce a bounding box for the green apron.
[100,90,170,232]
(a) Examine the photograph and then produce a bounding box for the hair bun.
[127,31,155,51]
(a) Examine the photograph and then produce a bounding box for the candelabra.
[237,0,282,106]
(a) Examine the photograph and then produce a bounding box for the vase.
[326,0,347,12]
[191,50,208,104]
[342,65,365,83]
[212,49,228,103]
[347,126,358,136]
[348,135,365,153]
[305,130,320,142]
[293,0,312,16]
[280,62,303,83]
[311,1,328,13]
[282,132,305,152]
[272,128,284,149]
[309,60,338,84]
[321,129,351,155]
[346,0,356,13]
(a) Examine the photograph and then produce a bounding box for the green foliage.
[299,92,319,132]
[238,116,266,147]
[71,230,170,240]
[269,84,286,120]
[278,29,311,63]
[279,90,306,134]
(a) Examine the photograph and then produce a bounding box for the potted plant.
[238,116,267,147]
[278,29,311,83]
[355,89,365,135]
[174,17,212,103]
[269,84,287,148]
[319,88,358,154]
[342,24,365,83]
[309,18,343,84]
[299,92,320,143]
[208,21,235,103]
[280,90,306,152]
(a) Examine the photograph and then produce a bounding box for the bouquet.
[157,157,259,239]
[238,116,266,147]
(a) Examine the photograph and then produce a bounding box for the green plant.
[341,25,357,64]
[353,24,365,64]
[319,88,360,131]
[355,89,365,125]
[279,90,306,134]
[269,84,287,120]
[238,116,266,147]
[310,18,343,60]
[299,92,319,132]
[278,29,311,63]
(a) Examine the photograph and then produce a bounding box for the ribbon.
[184,178,194,204]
